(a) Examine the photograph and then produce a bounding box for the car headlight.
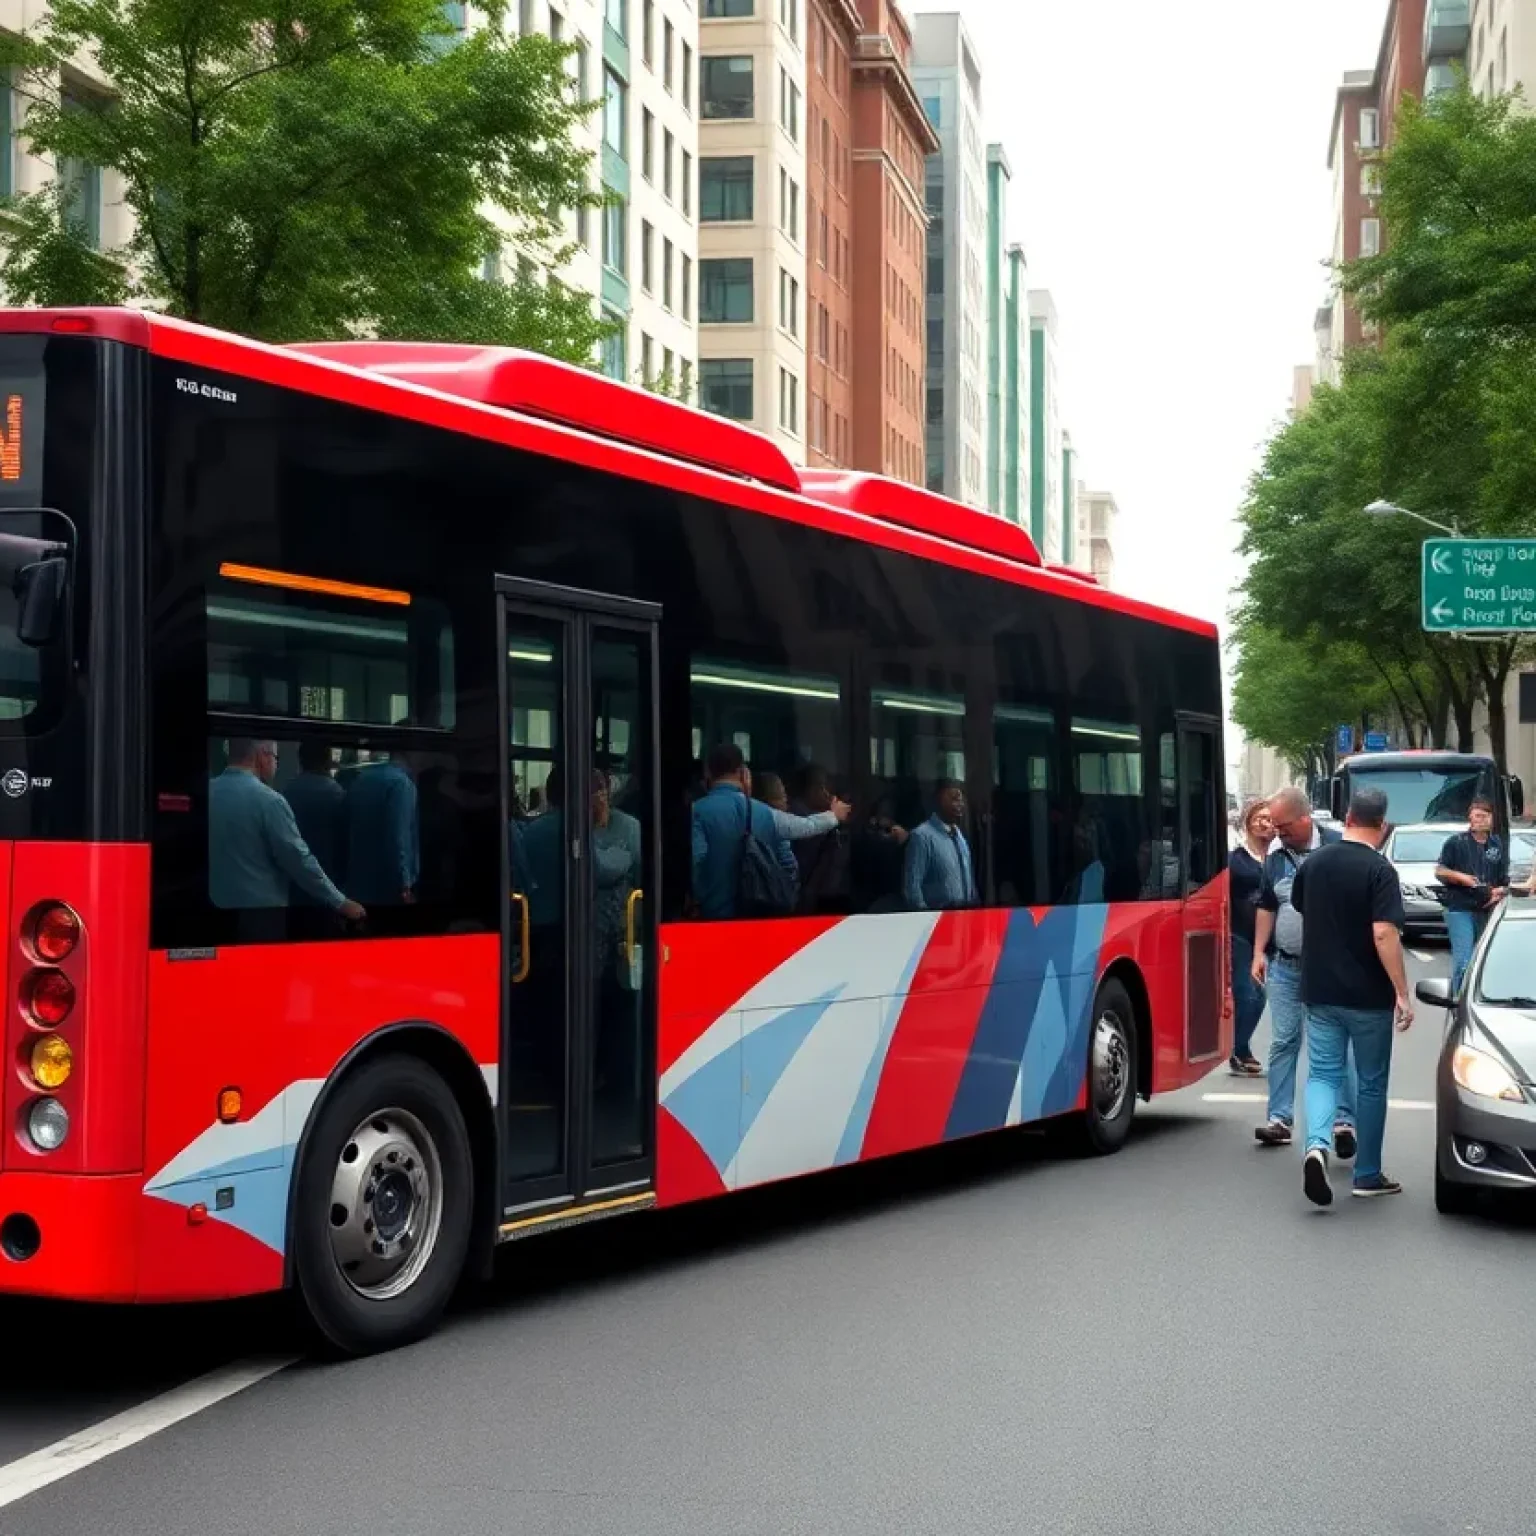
[1401,883,1427,899]
[1452,1044,1527,1103]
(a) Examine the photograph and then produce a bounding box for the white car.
[1385,823,1465,938]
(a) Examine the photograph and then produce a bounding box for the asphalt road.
[5,941,1536,1536]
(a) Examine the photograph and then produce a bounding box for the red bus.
[0,308,1227,1353]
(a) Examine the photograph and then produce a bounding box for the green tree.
[0,0,610,359]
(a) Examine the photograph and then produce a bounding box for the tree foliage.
[1235,84,1536,770]
[0,0,610,358]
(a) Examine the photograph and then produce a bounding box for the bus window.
[205,567,455,730]
[1068,717,1149,903]
[870,683,966,835]
[688,658,843,790]
[992,703,1056,906]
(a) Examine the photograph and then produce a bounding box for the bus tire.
[292,1053,474,1357]
[1069,977,1138,1156]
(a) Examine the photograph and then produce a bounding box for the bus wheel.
[293,1054,474,1356]
[1071,978,1138,1156]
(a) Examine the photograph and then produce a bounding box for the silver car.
[1384,823,1463,938]
[1418,895,1536,1214]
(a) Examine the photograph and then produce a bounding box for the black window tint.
[1181,726,1220,892]
[689,656,842,786]
[206,570,455,729]
[870,682,966,834]
[1067,716,1146,903]
[992,702,1056,907]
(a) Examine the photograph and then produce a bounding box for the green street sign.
[1422,539,1536,632]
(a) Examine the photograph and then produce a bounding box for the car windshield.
[1476,912,1536,1006]
[1389,830,1449,863]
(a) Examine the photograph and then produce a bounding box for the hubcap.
[328,1107,442,1301]
[1092,1012,1131,1121]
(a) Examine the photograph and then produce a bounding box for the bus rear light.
[27,903,81,963]
[25,1097,68,1151]
[21,969,74,1028]
[29,1034,71,1090]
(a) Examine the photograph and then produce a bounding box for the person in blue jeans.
[1435,798,1508,995]
[1227,798,1273,1075]
[1288,786,1414,1204]
[1251,787,1357,1152]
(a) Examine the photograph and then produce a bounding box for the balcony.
[1424,0,1470,64]
[1426,60,1460,97]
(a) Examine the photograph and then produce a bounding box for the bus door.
[1177,713,1225,1063]
[496,578,661,1220]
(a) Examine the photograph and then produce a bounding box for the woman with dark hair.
[1228,797,1273,1075]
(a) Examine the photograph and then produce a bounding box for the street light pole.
[1362,498,1461,536]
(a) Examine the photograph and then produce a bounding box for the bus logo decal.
[1,768,28,799]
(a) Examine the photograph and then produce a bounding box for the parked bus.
[0,309,1227,1353]
[1331,750,1524,832]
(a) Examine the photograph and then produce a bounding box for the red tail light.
[22,968,74,1028]
[28,903,80,964]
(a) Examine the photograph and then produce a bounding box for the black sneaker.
[1333,1125,1357,1160]
[1229,1054,1263,1076]
[1255,1119,1293,1147]
[1352,1173,1403,1198]
[1304,1147,1333,1207]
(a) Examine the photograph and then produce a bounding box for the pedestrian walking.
[1228,797,1272,1075]
[1251,786,1359,1153]
[1289,787,1414,1205]
[1435,797,1508,995]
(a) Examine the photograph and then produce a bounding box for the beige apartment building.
[696,0,808,462]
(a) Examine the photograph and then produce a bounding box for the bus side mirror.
[1509,775,1525,820]
[14,556,66,648]
[1329,775,1344,821]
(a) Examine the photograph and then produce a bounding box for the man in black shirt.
[1289,787,1413,1206]
[1435,797,1508,996]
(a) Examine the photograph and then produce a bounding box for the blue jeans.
[1445,908,1488,996]
[1265,956,1356,1128]
[1230,934,1265,1060]
[1305,1005,1394,1183]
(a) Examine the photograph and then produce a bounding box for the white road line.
[1410,950,1434,963]
[0,1356,295,1510]
[1202,1091,1434,1111]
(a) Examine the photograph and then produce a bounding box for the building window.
[702,55,754,118]
[816,303,828,361]
[922,95,941,128]
[681,42,692,109]
[682,254,692,318]
[1359,107,1379,150]
[681,358,692,397]
[641,332,654,382]
[700,257,754,322]
[818,209,828,265]
[779,0,798,41]
[700,358,753,421]
[0,73,14,199]
[605,0,627,36]
[59,92,104,249]
[641,108,654,179]
[549,7,563,42]
[643,0,654,63]
[1360,216,1381,257]
[519,0,535,33]
[641,219,654,290]
[664,19,675,88]
[1360,163,1379,197]
[572,37,590,101]
[778,367,799,434]
[602,199,627,274]
[600,317,627,379]
[663,128,674,199]
[681,149,693,214]
[704,0,754,13]
[662,238,674,308]
[701,155,754,220]
[778,268,799,337]
[780,169,800,240]
[779,68,800,141]
[603,69,626,155]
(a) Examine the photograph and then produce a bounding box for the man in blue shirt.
[344,754,420,906]
[1251,786,1357,1153]
[903,780,977,911]
[209,739,364,920]
[690,744,846,920]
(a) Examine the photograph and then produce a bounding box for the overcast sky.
[930,0,1389,737]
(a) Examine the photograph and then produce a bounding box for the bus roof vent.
[285,341,802,494]
[797,469,1043,568]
